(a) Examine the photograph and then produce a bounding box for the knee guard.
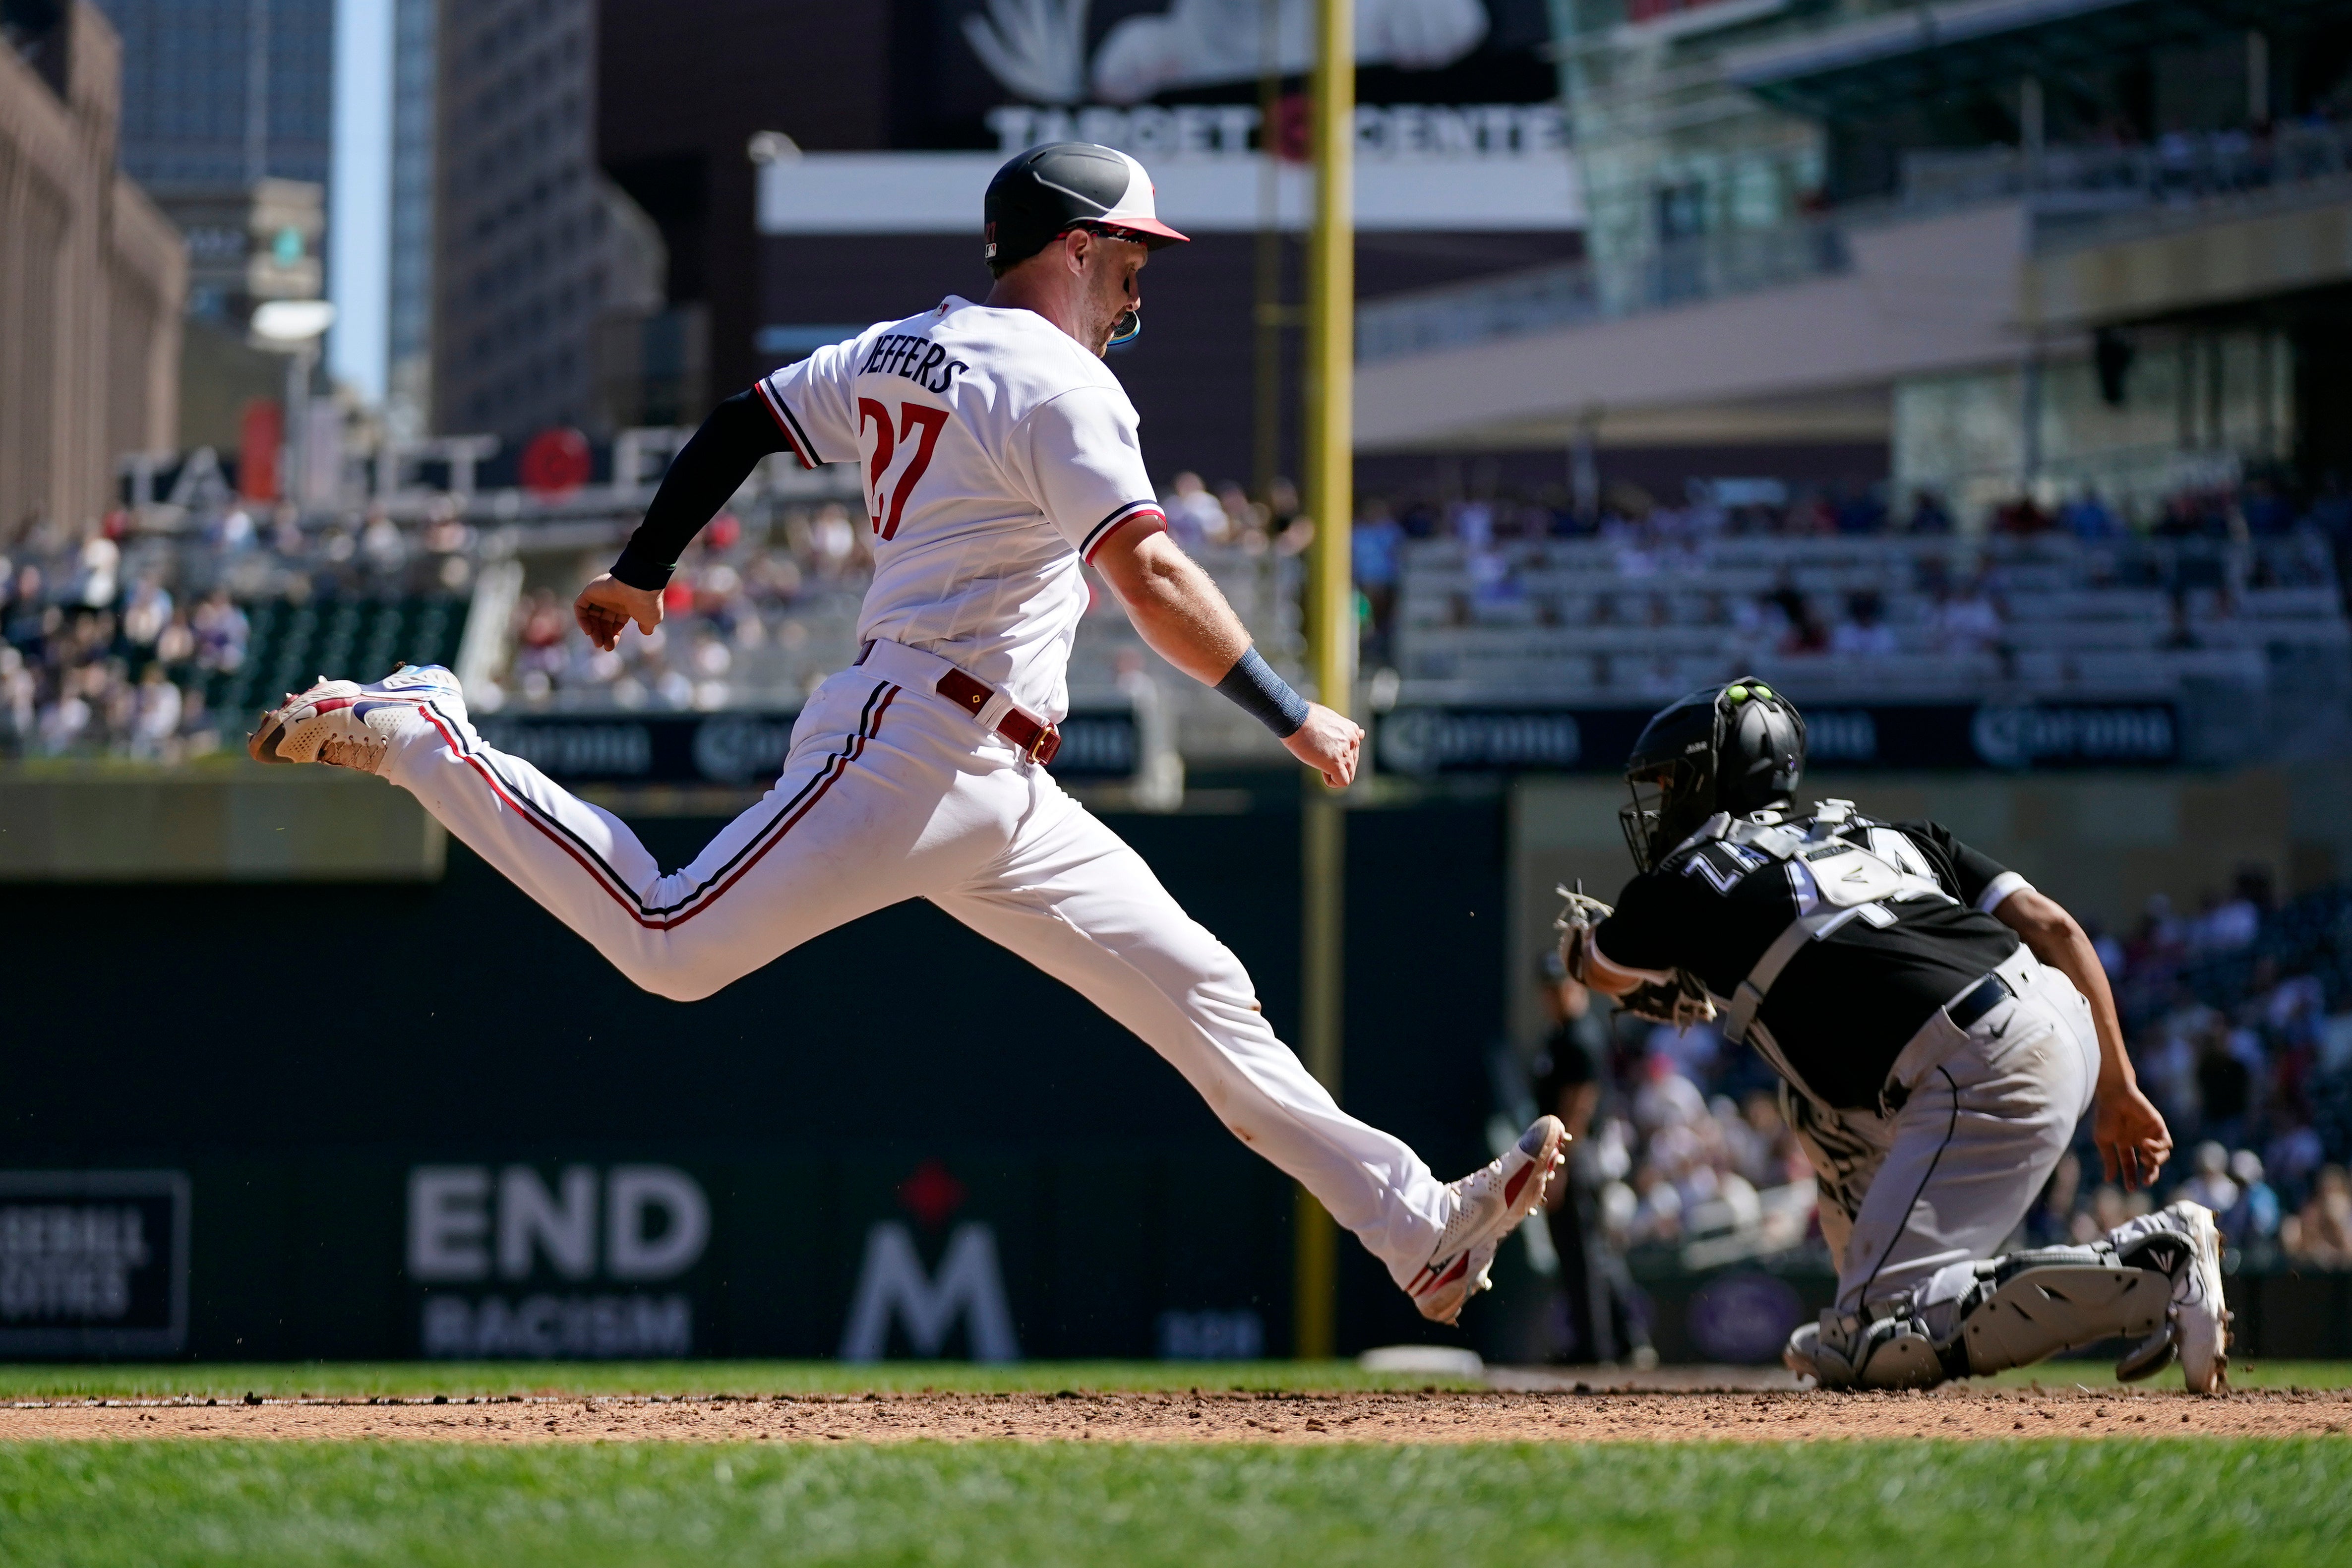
[1800,1306,1959,1390]
[1956,1249,2171,1378]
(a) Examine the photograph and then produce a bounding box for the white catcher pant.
[381,646,1450,1287]
[1783,946,2100,1314]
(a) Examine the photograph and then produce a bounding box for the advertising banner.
[1376,699,2181,775]
[0,1172,190,1356]
[476,709,1140,786]
[0,1151,1293,1362]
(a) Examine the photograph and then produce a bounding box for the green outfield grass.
[0,1361,1485,1402]
[1,1438,2347,1567]
[1979,1359,2352,1392]
[4,1359,2351,1402]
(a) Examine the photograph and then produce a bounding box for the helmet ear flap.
[1714,685,1807,816]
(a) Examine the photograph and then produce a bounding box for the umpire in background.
[1530,949,1656,1368]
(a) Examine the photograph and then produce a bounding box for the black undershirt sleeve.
[609,389,790,591]
[1893,820,2016,908]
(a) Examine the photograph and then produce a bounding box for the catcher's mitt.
[1556,883,1719,1031]
[1553,884,1614,984]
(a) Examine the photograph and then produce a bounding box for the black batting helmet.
[983,142,1190,275]
[1619,677,1807,872]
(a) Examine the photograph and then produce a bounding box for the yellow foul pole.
[1294,0,1353,1363]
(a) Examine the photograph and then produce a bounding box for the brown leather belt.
[856,641,1061,764]
[935,668,1062,764]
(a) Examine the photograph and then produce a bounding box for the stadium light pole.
[1295,0,1354,1364]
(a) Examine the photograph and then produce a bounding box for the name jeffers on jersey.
[862,333,967,394]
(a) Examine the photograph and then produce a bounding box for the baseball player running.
[1556,678,2231,1391]
[247,142,1562,1328]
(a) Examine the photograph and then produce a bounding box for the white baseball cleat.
[247,663,465,773]
[1405,1115,1568,1326]
[2162,1201,2231,1395]
[2111,1199,2231,1394]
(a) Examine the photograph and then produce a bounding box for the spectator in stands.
[2282,1164,2352,1267]
[1993,494,2052,534]
[1215,481,1270,550]
[1828,590,1899,658]
[1161,472,1228,551]
[2195,1023,2254,1150]
[190,591,247,673]
[2060,487,2124,541]
[1766,584,1826,654]
[127,662,181,762]
[2191,868,2269,955]
[2224,1148,2281,1249]
[1928,577,2004,655]
[1904,490,1955,534]
[3,564,45,653]
[1353,501,1405,657]
[1831,485,1886,535]
[2178,1140,2239,1216]
[121,572,171,650]
[0,644,30,744]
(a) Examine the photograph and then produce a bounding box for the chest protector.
[1666,799,1956,1045]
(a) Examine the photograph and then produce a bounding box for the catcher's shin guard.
[1958,1252,2171,1377]
[1800,1309,1955,1390]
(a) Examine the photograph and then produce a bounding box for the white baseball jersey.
[366,291,1465,1311]
[753,297,1164,723]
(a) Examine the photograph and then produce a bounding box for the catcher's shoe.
[2119,1200,2231,1395]
[1406,1115,1567,1326]
[247,663,464,772]
[2154,1204,2220,1401]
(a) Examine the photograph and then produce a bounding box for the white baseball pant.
[379,641,1451,1287]
[1785,945,2099,1314]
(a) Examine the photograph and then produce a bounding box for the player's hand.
[574,574,663,652]
[1283,702,1363,787]
[2093,1081,2172,1191]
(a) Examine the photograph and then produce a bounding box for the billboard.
[474,709,1140,786]
[1376,700,2183,775]
[0,1154,1295,1362]
[0,1172,190,1356]
[909,0,1559,148]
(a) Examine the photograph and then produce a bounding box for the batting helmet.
[1619,678,1807,872]
[983,142,1191,275]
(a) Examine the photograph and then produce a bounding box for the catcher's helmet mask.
[1619,678,1808,872]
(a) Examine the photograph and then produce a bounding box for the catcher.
[1557,678,2230,1392]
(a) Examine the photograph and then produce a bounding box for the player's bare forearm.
[1090,524,1249,683]
[1091,524,1364,785]
[1995,887,2171,1186]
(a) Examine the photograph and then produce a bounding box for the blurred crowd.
[1346,473,2352,660]
[487,504,872,714]
[0,501,476,761]
[2092,873,2352,1267]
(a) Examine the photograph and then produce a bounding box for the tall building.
[99,0,332,188]
[0,0,186,532]
[431,0,663,442]
[384,0,435,439]
[95,0,334,315]
[91,0,335,452]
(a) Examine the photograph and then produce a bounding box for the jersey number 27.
[857,398,948,541]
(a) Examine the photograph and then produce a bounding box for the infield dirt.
[5,1384,2348,1445]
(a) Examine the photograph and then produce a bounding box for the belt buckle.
[1025,725,1061,766]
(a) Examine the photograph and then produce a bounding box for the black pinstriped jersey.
[1593,815,2028,1109]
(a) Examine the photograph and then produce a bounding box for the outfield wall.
[0,794,1503,1362]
